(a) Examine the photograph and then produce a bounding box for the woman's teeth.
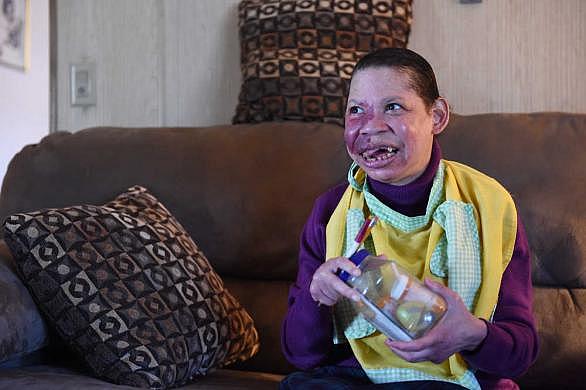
[361,146,397,162]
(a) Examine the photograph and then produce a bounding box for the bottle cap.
[338,249,370,282]
[349,249,370,265]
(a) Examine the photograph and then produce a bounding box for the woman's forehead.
[349,67,416,96]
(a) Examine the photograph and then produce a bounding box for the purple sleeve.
[281,184,356,370]
[460,214,540,378]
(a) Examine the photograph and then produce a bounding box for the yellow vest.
[325,160,517,385]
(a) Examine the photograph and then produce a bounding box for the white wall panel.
[56,0,163,131]
[163,0,240,127]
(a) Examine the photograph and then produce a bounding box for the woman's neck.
[367,139,441,217]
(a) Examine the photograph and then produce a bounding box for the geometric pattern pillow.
[232,0,413,126]
[2,186,259,388]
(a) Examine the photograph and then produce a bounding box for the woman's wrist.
[463,317,488,352]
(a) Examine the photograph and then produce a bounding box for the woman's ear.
[431,97,450,135]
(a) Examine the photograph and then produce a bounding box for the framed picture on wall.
[0,0,29,70]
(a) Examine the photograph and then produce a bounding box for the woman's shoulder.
[312,181,349,219]
[442,159,511,195]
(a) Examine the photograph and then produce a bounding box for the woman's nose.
[361,112,388,135]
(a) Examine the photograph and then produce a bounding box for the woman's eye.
[348,106,364,115]
[385,103,402,112]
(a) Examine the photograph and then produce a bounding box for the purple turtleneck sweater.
[281,141,539,389]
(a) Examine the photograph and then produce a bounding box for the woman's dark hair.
[352,48,440,109]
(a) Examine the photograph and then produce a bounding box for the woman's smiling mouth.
[360,146,398,164]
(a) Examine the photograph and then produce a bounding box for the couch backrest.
[3,114,584,287]
[440,113,586,289]
[0,122,350,281]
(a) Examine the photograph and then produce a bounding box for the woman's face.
[344,67,448,186]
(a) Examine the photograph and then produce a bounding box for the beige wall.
[56,0,241,132]
[409,0,586,114]
[55,0,586,132]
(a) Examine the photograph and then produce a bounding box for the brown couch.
[0,113,584,389]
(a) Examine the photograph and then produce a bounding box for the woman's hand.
[309,257,362,306]
[385,279,488,364]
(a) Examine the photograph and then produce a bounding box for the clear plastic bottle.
[338,249,447,341]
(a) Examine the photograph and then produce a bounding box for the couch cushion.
[0,366,283,390]
[222,277,295,374]
[3,186,259,388]
[517,286,586,389]
[0,241,48,366]
[232,0,413,126]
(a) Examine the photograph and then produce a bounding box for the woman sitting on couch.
[281,48,539,389]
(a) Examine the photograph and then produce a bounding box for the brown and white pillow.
[3,186,259,388]
[232,0,413,126]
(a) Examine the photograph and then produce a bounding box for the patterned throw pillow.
[232,0,413,126]
[3,186,259,388]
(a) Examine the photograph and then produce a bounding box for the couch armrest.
[0,240,48,365]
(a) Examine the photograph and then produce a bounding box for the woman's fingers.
[318,284,338,304]
[331,276,361,302]
[313,272,360,305]
[333,257,362,278]
[310,257,361,305]
[386,338,428,352]
[386,337,449,364]
[385,281,488,363]
[389,346,447,365]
